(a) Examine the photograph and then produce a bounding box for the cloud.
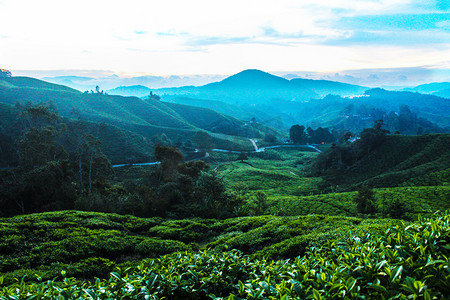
[323,29,450,46]
[337,13,450,31]
[317,12,450,46]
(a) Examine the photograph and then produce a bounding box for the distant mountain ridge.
[0,76,283,164]
[108,85,152,97]
[142,69,447,131]
[109,69,369,100]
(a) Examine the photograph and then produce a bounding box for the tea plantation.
[0,213,448,299]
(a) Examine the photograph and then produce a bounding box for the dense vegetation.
[155,70,449,132]
[0,211,399,285]
[0,76,279,159]
[310,123,450,190]
[1,213,448,299]
[1,74,450,299]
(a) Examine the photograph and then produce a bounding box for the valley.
[0,70,449,299]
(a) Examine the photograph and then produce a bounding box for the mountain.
[290,78,367,97]
[156,69,318,104]
[158,78,449,132]
[107,85,152,97]
[433,88,450,99]
[0,76,282,165]
[42,74,228,91]
[403,82,450,99]
[407,82,450,94]
[113,70,368,101]
[362,88,450,127]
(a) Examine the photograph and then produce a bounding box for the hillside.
[312,133,450,189]
[147,70,449,131]
[1,211,448,299]
[406,82,450,97]
[0,76,281,156]
[433,88,450,99]
[164,96,269,121]
[0,102,154,165]
[0,210,399,284]
[290,78,367,97]
[363,88,450,127]
[108,85,152,97]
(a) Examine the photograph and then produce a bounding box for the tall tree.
[289,125,306,144]
[154,144,184,182]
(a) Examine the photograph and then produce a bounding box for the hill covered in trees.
[148,70,449,133]
[0,76,284,159]
[311,124,450,190]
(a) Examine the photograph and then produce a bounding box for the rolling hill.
[107,85,152,97]
[312,133,450,189]
[0,76,283,165]
[290,78,367,97]
[149,70,449,131]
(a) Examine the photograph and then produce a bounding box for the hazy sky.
[1,0,449,78]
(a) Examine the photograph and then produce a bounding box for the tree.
[193,131,213,150]
[385,199,408,219]
[17,105,67,169]
[154,144,184,182]
[149,91,161,101]
[357,120,390,154]
[237,152,248,162]
[195,171,230,218]
[264,133,277,144]
[253,191,268,215]
[307,127,334,144]
[355,186,377,215]
[289,125,306,144]
[339,131,354,144]
[19,126,67,169]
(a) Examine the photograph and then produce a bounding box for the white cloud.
[0,0,448,76]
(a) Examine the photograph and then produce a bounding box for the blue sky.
[0,0,449,83]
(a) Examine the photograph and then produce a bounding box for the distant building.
[0,69,12,77]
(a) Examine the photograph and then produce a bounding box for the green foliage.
[289,124,306,144]
[193,130,213,150]
[0,211,397,285]
[311,133,450,189]
[1,213,448,299]
[236,152,248,162]
[355,186,377,215]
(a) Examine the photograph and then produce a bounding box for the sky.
[1,0,449,84]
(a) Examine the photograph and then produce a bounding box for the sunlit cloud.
[0,0,448,78]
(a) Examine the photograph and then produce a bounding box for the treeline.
[337,101,445,134]
[310,120,399,182]
[309,120,450,189]
[289,124,336,144]
[0,103,113,216]
[0,103,241,218]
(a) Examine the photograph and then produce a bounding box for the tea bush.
[1,213,448,299]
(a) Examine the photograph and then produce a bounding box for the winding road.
[112,139,322,168]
